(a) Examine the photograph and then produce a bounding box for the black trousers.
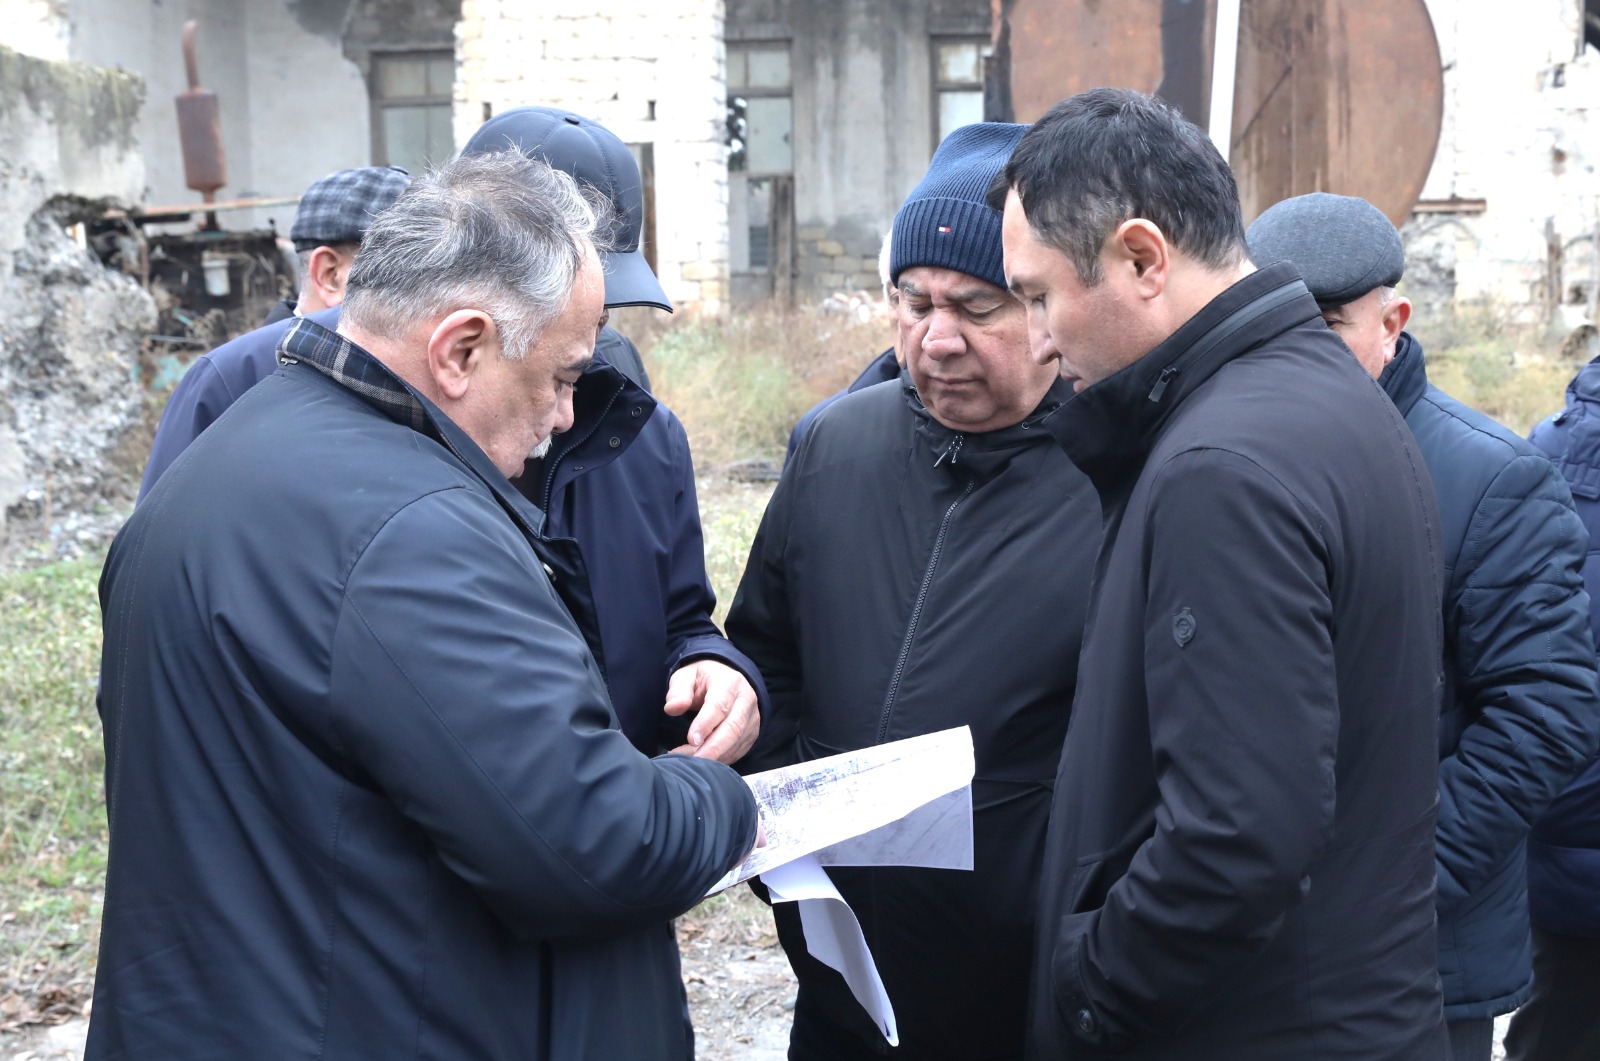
[1504,927,1600,1061]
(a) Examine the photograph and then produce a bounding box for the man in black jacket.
[90,152,759,1059]
[728,123,1100,1060]
[1248,192,1600,1061]
[996,88,1449,1058]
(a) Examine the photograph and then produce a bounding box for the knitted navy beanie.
[890,122,1028,292]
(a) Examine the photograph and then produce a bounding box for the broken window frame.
[932,37,992,151]
[727,41,795,274]
[369,49,455,175]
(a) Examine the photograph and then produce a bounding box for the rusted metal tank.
[175,20,227,225]
[987,0,1443,226]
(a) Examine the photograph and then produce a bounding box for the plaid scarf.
[277,317,430,434]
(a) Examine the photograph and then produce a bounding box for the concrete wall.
[4,0,374,234]
[727,0,988,299]
[61,0,371,235]
[0,44,153,553]
[1406,0,1600,324]
[457,0,731,315]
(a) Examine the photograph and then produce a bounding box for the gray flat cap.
[1246,192,1404,308]
[290,166,411,252]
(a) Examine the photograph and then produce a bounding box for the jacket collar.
[904,366,1074,479]
[1377,331,1429,416]
[278,317,550,537]
[1566,351,1600,407]
[1042,262,1315,486]
[519,354,656,511]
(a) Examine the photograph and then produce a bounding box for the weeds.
[643,300,893,469]
[1421,302,1580,435]
[0,555,105,1027]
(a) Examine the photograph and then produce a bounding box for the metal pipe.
[1209,0,1243,162]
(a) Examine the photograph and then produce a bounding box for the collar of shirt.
[276,316,430,435]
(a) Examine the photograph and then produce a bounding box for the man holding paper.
[727,123,1100,1060]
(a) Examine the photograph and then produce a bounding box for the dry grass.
[1421,304,1583,435]
[635,300,894,469]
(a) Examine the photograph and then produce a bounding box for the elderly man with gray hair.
[88,150,760,1061]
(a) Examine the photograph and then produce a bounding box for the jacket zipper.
[875,481,975,743]
[542,379,625,514]
[934,434,964,467]
[1148,365,1179,402]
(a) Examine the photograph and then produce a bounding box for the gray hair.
[342,150,606,359]
[877,231,894,297]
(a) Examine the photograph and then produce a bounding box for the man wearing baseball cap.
[727,123,1100,1059]
[1249,192,1600,1061]
[137,109,768,779]
[262,165,410,325]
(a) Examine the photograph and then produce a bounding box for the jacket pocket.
[1068,836,1143,914]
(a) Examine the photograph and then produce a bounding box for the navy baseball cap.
[462,106,671,312]
[290,166,410,251]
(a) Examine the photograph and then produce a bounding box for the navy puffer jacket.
[1380,333,1600,1018]
[1527,354,1600,940]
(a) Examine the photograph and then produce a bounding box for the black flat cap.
[1246,192,1404,308]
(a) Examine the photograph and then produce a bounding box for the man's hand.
[663,660,760,764]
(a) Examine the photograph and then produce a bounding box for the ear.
[1381,295,1412,352]
[306,245,354,307]
[1110,219,1170,299]
[425,309,498,402]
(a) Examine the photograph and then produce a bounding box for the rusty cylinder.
[175,20,226,199]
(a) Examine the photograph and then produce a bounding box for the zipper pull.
[1148,365,1179,402]
[934,434,964,467]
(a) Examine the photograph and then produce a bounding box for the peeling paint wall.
[13,0,375,235]
[0,44,153,556]
[456,0,730,315]
[728,0,988,300]
[1407,0,1600,325]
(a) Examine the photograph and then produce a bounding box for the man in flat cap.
[1250,191,1600,1061]
[265,165,412,325]
[141,166,409,500]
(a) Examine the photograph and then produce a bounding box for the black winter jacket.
[1028,266,1448,1059]
[90,323,758,1059]
[729,371,1100,1059]
[1380,333,1600,1017]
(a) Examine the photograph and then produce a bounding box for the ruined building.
[1,0,1598,320]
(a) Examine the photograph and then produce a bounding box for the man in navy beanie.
[728,124,1101,1060]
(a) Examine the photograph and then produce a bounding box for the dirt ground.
[0,888,796,1060]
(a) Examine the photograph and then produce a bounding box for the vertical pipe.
[1209,0,1243,162]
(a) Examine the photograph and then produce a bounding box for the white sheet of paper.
[762,854,898,1047]
[708,726,975,893]
[814,784,973,869]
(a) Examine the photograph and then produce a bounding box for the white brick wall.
[456,0,729,316]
